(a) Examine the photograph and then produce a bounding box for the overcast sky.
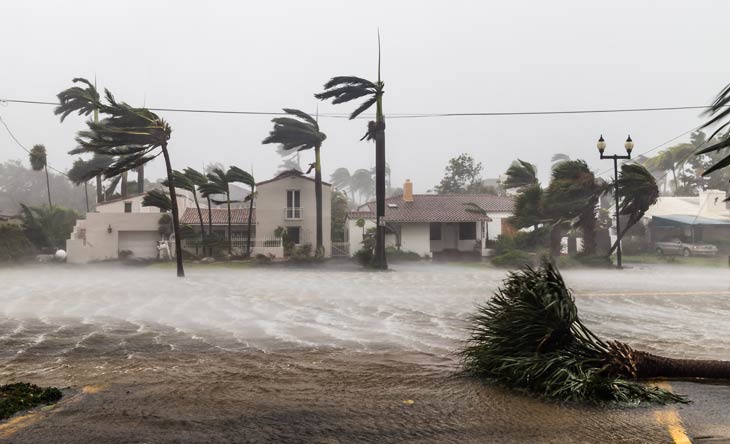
[1,0,729,192]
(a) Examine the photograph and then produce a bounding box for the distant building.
[345,179,514,258]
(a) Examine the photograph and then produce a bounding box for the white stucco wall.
[96,190,197,214]
[257,176,332,256]
[347,218,376,256]
[487,213,513,240]
[66,212,162,263]
[399,223,431,256]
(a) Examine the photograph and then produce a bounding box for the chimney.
[403,179,413,202]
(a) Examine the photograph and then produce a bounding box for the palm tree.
[183,167,212,256]
[462,260,730,404]
[605,163,659,255]
[315,32,387,268]
[330,167,353,202]
[29,144,52,208]
[503,160,538,190]
[227,166,256,257]
[142,189,172,212]
[200,168,233,256]
[699,85,730,198]
[262,109,327,257]
[162,170,205,255]
[544,160,606,256]
[509,183,545,231]
[351,168,375,203]
[55,77,185,277]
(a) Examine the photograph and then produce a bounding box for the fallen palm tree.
[461,260,730,404]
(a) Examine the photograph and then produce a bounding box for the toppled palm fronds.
[460,260,730,404]
[0,383,62,420]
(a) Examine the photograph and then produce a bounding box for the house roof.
[348,194,514,223]
[256,169,331,187]
[652,214,730,227]
[181,207,255,225]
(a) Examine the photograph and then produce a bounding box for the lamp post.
[597,134,633,269]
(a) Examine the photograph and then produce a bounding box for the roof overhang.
[651,214,730,227]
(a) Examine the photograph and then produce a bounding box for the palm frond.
[262,109,326,152]
[55,78,103,122]
[183,167,208,187]
[503,160,538,190]
[141,189,172,212]
[29,145,47,171]
[227,166,255,188]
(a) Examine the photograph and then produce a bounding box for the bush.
[118,249,134,259]
[255,253,272,264]
[491,249,533,268]
[0,383,63,420]
[385,246,421,262]
[0,225,34,261]
[355,247,374,267]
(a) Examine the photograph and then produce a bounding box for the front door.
[442,223,458,250]
[288,226,301,244]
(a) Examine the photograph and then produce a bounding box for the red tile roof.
[181,207,254,225]
[348,194,514,223]
[256,169,331,187]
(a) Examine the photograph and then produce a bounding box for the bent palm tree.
[227,166,256,257]
[606,163,659,255]
[330,167,353,202]
[142,189,172,212]
[184,167,213,256]
[700,83,730,199]
[315,33,387,268]
[200,168,233,256]
[55,77,185,277]
[29,145,52,208]
[262,109,327,257]
[503,160,538,190]
[163,171,205,255]
[462,260,730,404]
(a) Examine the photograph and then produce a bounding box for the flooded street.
[0,262,729,443]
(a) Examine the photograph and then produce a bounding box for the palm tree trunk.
[84,181,89,212]
[192,190,205,257]
[246,187,254,257]
[137,166,145,194]
[121,171,128,198]
[44,165,52,208]
[373,101,388,270]
[207,196,213,257]
[581,209,597,256]
[161,143,185,277]
[227,193,232,257]
[671,167,678,195]
[314,146,324,257]
[550,224,563,257]
[610,342,730,380]
[96,175,104,203]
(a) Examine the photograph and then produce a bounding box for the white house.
[346,180,514,258]
[66,170,333,263]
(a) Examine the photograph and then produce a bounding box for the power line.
[0,113,69,177]
[0,97,725,119]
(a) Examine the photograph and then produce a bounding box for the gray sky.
[1,0,729,192]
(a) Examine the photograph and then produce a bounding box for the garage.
[118,231,160,259]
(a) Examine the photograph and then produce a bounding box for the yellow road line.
[653,382,692,444]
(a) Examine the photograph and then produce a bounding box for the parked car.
[654,238,719,257]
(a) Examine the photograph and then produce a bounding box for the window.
[287,226,301,244]
[430,223,442,240]
[286,190,301,219]
[459,222,476,240]
[124,202,132,213]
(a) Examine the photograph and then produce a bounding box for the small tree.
[29,145,52,208]
[433,153,485,194]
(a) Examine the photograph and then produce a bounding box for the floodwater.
[0,263,729,443]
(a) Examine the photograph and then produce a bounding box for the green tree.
[29,145,52,208]
[55,77,185,277]
[0,160,88,214]
[433,153,485,194]
[315,33,388,268]
[227,166,256,257]
[330,167,354,203]
[502,160,538,190]
[262,109,327,257]
[351,168,374,203]
[331,190,349,242]
[0,225,33,261]
[606,163,659,255]
[200,168,233,256]
[20,204,78,251]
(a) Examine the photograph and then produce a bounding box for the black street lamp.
[597,134,633,269]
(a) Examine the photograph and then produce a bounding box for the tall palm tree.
[605,163,659,255]
[200,168,233,256]
[509,183,545,231]
[330,167,353,202]
[503,160,538,190]
[55,77,185,277]
[163,170,205,254]
[227,166,256,257]
[29,144,52,208]
[67,154,114,208]
[183,167,212,256]
[262,109,327,257]
[315,32,387,268]
[351,168,375,203]
[142,189,172,212]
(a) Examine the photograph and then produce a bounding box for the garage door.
[118,231,159,259]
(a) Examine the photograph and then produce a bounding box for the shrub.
[0,383,63,420]
[491,249,533,268]
[118,249,134,259]
[354,247,373,267]
[0,225,34,261]
[385,246,421,262]
[255,253,272,264]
